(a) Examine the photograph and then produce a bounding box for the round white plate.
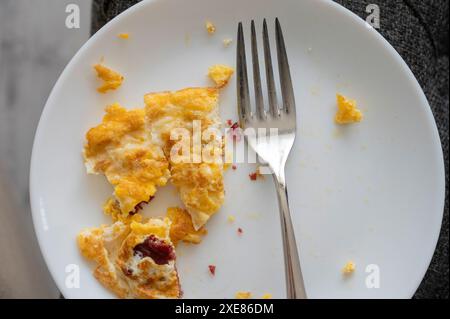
[30,0,445,299]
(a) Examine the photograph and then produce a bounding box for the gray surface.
[0,0,91,298]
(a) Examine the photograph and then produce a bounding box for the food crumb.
[227,215,236,223]
[208,265,216,276]
[249,172,258,181]
[335,94,363,124]
[237,227,243,235]
[223,38,233,47]
[342,261,356,274]
[262,293,272,299]
[235,291,252,299]
[93,64,124,93]
[118,33,130,39]
[205,21,216,34]
[231,164,237,170]
[208,64,234,88]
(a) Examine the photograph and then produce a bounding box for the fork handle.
[273,175,307,299]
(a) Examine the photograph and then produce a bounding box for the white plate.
[30,0,445,299]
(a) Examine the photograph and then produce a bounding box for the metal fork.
[236,18,307,299]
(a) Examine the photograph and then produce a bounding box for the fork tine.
[262,19,278,117]
[275,18,295,115]
[251,20,265,119]
[237,22,251,123]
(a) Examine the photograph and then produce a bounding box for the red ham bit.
[249,172,258,181]
[232,165,237,170]
[208,265,216,276]
[133,234,175,265]
[237,228,243,235]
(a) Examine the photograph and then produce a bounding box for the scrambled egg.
[167,207,207,245]
[205,21,216,34]
[94,64,124,93]
[208,64,234,88]
[262,293,272,299]
[84,103,170,216]
[77,218,180,299]
[335,94,363,124]
[342,261,356,274]
[145,87,225,230]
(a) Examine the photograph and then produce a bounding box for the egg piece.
[335,94,363,124]
[208,64,234,88]
[118,33,130,39]
[144,87,225,230]
[77,218,180,299]
[205,21,216,34]
[342,261,356,274]
[94,64,124,93]
[84,103,170,217]
[235,291,252,299]
[166,207,207,245]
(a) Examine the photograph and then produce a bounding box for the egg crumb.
[335,94,363,124]
[223,38,233,47]
[93,64,124,93]
[227,215,236,223]
[342,261,356,274]
[262,293,272,299]
[235,291,252,299]
[118,33,129,39]
[208,64,234,88]
[205,21,216,34]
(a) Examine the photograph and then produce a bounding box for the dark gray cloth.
[91,0,449,299]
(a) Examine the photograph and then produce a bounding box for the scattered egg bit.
[118,33,130,39]
[223,38,233,47]
[208,64,235,88]
[205,21,216,34]
[235,291,252,299]
[227,215,236,223]
[93,63,124,93]
[335,94,363,124]
[262,293,273,299]
[342,261,356,275]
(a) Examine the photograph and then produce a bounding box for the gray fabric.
[91,0,449,299]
